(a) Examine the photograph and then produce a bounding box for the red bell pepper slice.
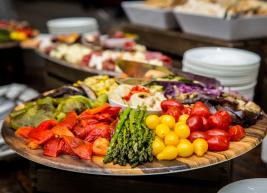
[79,103,110,118]
[15,126,34,138]
[59,111,78,129]
[52,125,74,138]
[84,123,111,143]
[28,120,57,139]
[62,136,93,160]
[43,138,62,157]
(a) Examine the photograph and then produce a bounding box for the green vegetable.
[104,107,154,167]
[10,95,97,130]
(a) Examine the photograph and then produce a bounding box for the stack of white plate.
[182,47,260,100]
[47,17,99,35]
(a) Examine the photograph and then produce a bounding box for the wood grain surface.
[2,116,267,176]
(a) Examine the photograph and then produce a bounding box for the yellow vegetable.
[160,115,175,129]
[156,146,178,160]
[10,31,27,41]
[155,124,170,138]
[178,114,189,123]
[164,131,179,146]
[177,139,194,157]
[174,123,190,139]
[152,136,165,156]
[193,138,208,157]
[146,114,160,129]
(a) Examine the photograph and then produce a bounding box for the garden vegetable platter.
[2,75,267,176]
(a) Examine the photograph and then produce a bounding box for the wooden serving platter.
[2,116,267,176]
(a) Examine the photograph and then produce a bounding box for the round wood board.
[2,116,267,176]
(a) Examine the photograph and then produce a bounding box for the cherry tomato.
[188,131,208,143]
[207,136,229,151]
[161,99,184,112]
[208,111,232,130]
[162,107,181,122]
[206,128,230,141]
[201,117,209,131]
[228,125,245,141]
[191,102,210,117]
[186,115,203,132]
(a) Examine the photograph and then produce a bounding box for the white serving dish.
[218,178,267,193]
[173,10,267,40]
[122,1,178,29]
[261,136,267,164]
[184,47,261,68]
[224,81,257,100]
[47,17,99,35]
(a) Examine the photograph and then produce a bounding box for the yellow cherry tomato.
[174,123,190,139]
[193,138,208,157]
[146,114,160,129]
[178,114,189,123]
[160,115,175,129]
[152,136,165,156]
[164,131,179,146]
[177,139,194,157]
[156,146,178,160]
[155,124,170,138]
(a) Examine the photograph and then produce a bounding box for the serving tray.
[2,115,267,176]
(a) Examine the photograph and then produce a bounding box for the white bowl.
[184,47,261,68]
[173,9,267,40]
[122,1,178,29]
[218,178,267,193]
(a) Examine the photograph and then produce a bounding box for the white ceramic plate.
[184,47,261,68]
[218,178,267,193]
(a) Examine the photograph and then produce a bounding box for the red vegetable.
[188,131,208,142]
[59,111,78,129]
[201,117,209,131]
[207,136,229,151]
[162,107,181,121]
[79,103,110,118]
[186,115,203,132]
[62,136,93,160]
[15,126,34,138]
[123,86,150,101]
[84,123,112,143]
[191,102,210,117]
[43,138,62,157]
[208,111,232,130]
[28,120,57,139]
[160,99,183,112]
[206,128,230,141]
[229,125,245,141]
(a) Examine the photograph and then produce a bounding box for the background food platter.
[36,50,120,83]
[2,114,267,176]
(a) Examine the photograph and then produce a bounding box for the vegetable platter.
[2,75,267,176]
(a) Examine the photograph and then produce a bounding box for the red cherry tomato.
[228,125,245,141]
[201,117,209,131]
[160,99,184,112]
[186,115,203,132]
[206,128,230,141]
[188,131,208,143]
[207,136,229,151]
[208,111,232,130]
[191,102,210,117]
[162,107,181,122]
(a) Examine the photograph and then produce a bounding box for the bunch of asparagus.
[104,107,154,167]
